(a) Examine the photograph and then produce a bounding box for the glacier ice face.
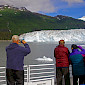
[19,29,85,42]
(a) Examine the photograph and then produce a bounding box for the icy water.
[0,41,85,85]
[0,41,85,67]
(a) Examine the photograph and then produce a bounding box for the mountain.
[0,5,85,39]
[78,16,85,21]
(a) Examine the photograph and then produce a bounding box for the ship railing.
[0,64,55,85]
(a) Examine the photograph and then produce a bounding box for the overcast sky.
[0,0,85,19]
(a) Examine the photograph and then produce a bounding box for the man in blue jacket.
[6,35,31,85]
[69,44,85,85]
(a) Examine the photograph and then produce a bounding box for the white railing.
[0,67,6,85]
[69,65,73,77]
[28,64,55,82]
[0,64,55,85]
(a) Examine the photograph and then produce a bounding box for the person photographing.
[6,35,31,85]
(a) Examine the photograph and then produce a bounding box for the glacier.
[19,29,85,43]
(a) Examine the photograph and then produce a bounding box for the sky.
[0,0,85,19]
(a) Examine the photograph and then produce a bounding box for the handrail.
[29,64,54,66]
[30,68,53,71]
[30,77,54,82]
[30,71,54,75]
[0,67,6,69]
[30,75,54,79]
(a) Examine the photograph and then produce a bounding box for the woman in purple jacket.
[69,44,85,85]
[6,35,31,85]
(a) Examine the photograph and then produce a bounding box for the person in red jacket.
[54,40,70,85]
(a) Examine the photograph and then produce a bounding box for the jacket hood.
[58,44,65,47]
[6,43,19,50]
[72,49,79,52]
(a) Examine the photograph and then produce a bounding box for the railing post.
[78,78,79,85]
[26,65,28,85]
[28,65,30,82]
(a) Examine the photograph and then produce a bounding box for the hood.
[58,44,64,47]
[6,43,19,50]
[72,49,79,52]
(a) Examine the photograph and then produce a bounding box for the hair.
[12,35,19,41]
[71,44,78,49]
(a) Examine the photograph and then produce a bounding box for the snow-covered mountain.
[78,16,85,21]
[19,29,85,42]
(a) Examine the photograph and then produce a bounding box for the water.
[1,41,85,85]
[0,41,85,67]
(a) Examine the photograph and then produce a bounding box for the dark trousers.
[6,69,24,85]
[56,68,70,85]
[73,75,85,85]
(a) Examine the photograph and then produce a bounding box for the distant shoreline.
[0,40,84,44]
[0,40,12,42]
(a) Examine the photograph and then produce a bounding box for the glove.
[77,46,82,50]
[21,40,27,44]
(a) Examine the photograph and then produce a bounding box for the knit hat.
[59,40,65,44]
